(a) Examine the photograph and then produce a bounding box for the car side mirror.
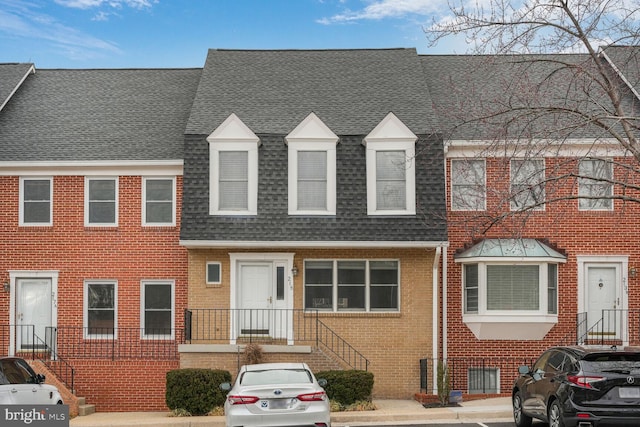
[220,382,231,391]
[35,374,46,384]
[518,366,531,375]
[317,378,327,387]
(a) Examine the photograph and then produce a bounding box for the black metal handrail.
[0,324,75,393]
[185,308,369,370]
[48,326,184,360]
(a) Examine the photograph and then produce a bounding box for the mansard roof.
[0,67,201,162]
[186,48,438,136]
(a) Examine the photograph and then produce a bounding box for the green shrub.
[166,368,232,416]
[315,370,374,405]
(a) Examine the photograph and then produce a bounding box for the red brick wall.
[0,174,188,411]
[445,156,640,392]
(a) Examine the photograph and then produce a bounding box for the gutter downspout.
[432,246,442,394]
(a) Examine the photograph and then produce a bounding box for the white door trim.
[229,253,295,344]
[576,256,628,344]
[8,271,59,356]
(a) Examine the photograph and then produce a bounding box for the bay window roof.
[455,238,566,262]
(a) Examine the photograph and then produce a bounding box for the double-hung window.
[304,260,399,312]
[451,159,486,210]
[85,177,118,226]
[84,281,116,338]
[286,113,338,215]
[510,159,545,211]
[207,114,260,215]
[141,281,174,338]
[142,177,176,225]
[578,159,613,210]
[20,177,52,226]
[364,113,417,215]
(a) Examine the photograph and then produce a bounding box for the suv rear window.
[581,353,640,373]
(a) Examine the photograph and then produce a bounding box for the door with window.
[237,261,288,339]
[16,279,53,351]
[585,264,623,342]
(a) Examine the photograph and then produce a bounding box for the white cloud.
[54,0,156,10]
[318,0,444,24]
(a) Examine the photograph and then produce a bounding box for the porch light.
[291,265,299,276]
[630,267,637,278]
[3,282,9,292]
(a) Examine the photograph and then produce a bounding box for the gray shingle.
[0,63,34,112]
[186,49,438,136]
[0,68,201,161]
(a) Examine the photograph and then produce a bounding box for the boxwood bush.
[166,368,231,415]
[315,370,374,405]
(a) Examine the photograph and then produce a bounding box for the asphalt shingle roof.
[186,48,438,136]
[0,63,34,112]
[0,68,201,162]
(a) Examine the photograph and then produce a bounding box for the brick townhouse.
[422,45,640,395]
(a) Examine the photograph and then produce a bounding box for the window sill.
[463,314,557,340]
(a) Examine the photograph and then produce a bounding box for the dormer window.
[207,114,260,216]
[363,113,417,215]
[286,113,338,215]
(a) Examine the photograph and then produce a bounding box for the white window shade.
[297,151,327,210]
[219,151,249,210]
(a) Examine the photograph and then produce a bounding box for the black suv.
[513,346,640,427]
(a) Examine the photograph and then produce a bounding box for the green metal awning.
[454,238,566,261]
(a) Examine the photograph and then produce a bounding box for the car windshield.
[240,368,313,386]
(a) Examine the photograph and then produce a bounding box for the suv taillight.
[567,375,605,389]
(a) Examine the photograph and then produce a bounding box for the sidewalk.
[69,397,513,427]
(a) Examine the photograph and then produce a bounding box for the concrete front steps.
[77,397,96,416]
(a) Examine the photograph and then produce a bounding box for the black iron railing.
[185,308,369,370]
[419,356,533,395]
[0,324,75,393]
[48,326,184,360]
[574,309,640,346]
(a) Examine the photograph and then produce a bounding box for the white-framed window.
[451,159,486,211]
[286,113,338,215]
[85,177,118,226]
[142,177,176,226]
[207,114,260,216]
[468,367,499,394]
[363,113,417,215]
[304,260,399,312]
[84,281,117,338]
[206,262,222,285]
[141,280,174,338]
[510,159,545,211]
[19,177,53,226]
[579,158,613,211]
[463,262,558,315]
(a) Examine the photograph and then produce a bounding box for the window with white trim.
[510,159,545,211]
[579,159,613,210]
[207,114,260,216]
[141,281,174,338]
[451,159,486,211]
[463,262,558,315]
[363,113,417,215]
[142,177,175,225]
[206,262,222,285]
[20,177,52,226]
[286,113,338,215]
[84,281,116,338]
[85,177,118,226]
[304,260,399,312]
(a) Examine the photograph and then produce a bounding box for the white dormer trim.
[207,114,260,216]
[286,113,338,215]
[363,113,417,216]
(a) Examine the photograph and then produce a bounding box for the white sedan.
[221,362,330,427]
[0,357,64,405]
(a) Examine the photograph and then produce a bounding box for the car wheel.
[513,391,532,427]
[549,400,565,427]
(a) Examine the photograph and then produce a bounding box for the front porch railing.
[573,309,640,347]
[185,308,369,370]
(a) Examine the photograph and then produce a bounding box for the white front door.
[16,278,52,351]
[585,264,623,341]
[238,262,273,335]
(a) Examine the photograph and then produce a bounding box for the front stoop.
[77,397,96,416]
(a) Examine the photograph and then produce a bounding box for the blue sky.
[0,0,468,68]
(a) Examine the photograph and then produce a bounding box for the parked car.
[220,362,330,427]
[513,346,640,427]
[0,357,63,405]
